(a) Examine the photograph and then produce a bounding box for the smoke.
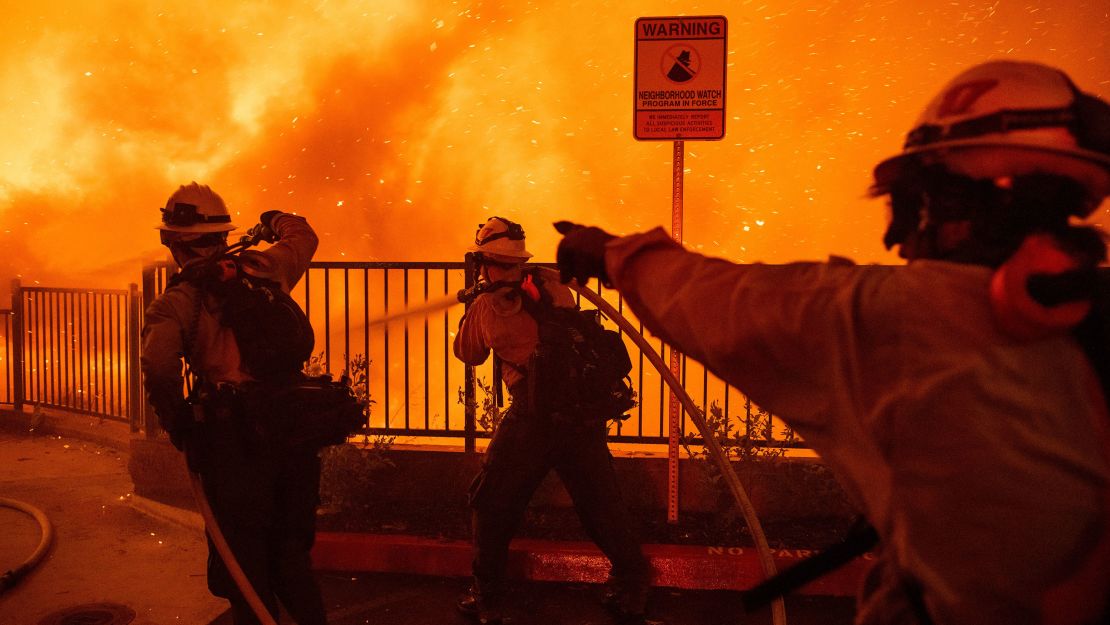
[1,0,1108,297]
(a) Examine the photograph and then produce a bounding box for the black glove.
[250,210,284,243]
[554,221,615,286]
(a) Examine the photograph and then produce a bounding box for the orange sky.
[1,0,1108,296]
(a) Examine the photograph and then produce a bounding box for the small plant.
[682,398,794,508]
[305,351,393,449]
[457,376,509,434]
[314,352,396,517]
[302,351,328,378]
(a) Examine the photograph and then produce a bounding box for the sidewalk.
[0,429,225,625]
[0,416,859,625]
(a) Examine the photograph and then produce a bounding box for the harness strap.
[742,518,878,612]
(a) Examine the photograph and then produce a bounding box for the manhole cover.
[38,603,136,625]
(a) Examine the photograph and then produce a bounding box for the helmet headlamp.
[160,201,233,228]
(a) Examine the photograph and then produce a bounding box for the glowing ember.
[0,1,1107,296]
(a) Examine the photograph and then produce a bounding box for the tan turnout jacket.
[141,214,318,418]
[606,227,1110,625]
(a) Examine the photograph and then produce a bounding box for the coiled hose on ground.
[0,497,54,594]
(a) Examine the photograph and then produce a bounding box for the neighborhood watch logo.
[665,48,697,83]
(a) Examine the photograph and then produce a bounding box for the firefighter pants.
[198,417,327,625]
[467,405,651,610]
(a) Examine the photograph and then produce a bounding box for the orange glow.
[1,1,1108,294]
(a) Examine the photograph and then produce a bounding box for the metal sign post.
[634,15,727,524]
[668,140,684,523]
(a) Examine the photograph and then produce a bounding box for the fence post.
[128,282,141,433]
[10,278,23,411]
[463,253,476,453]
[140,265,161,439]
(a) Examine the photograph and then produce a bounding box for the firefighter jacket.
[454,274,576,392]
[141,214,318,427]
[604,227,1110,625]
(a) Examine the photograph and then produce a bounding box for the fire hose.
[188,471,279,625]
[542,268,787,625]
[190,264,785,625]
[0,497,54,594]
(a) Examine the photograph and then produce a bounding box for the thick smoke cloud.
[1,1,1108,297]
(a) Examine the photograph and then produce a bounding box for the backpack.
[172,255,314,382]
[518,273,637,423]
[172,252,365,451]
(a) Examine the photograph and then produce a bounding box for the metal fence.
[1,281,141,424]
[283,259,788,450]
[1,261,789,450]
[0,308,14,405]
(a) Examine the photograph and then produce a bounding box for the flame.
[1,1,1108,295]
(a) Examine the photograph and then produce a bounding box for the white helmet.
[157,182,237,233]
[467,216,533,260]
[873,60,1110,211]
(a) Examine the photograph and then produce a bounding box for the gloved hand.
[554,221,615,286]
[249,210,284,243]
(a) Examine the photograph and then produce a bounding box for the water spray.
[199,257,786,625]
[362,265,787,625]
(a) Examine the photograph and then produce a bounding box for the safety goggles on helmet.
[156,183,237,233]
[902,84,1110,157]
[873,61,1110,205]
[160,202,233,229]
[474,216,525,247]
[467,216,533,259]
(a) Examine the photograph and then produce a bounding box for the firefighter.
[454,217,654,625]
[141,182,328,625]
[555,60,1110,625]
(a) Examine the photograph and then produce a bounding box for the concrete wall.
[314,443,858,526]
[2,406,858,531]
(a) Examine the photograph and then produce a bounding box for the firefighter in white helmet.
[555,60,1110,624]
[454,217,653,625]
[142,182,328,625]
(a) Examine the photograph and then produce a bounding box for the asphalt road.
[210,570,856,625]
[0,427,856,625]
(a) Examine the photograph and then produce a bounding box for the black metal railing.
[7,260,793,450]
[1,280,141,424]
[1,308,14,406]
[293,260,790,450]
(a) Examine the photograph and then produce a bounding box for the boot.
[602,571,653,624]
[457,583,503,625]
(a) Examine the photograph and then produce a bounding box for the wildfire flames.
[1,1,1108,294]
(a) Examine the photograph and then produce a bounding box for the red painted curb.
[312,532,869,596]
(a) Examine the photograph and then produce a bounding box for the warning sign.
[634,15,727,140]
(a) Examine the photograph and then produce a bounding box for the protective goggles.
[160,202,232,228]
[904,81,1110,157]
[474,216,525,247]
